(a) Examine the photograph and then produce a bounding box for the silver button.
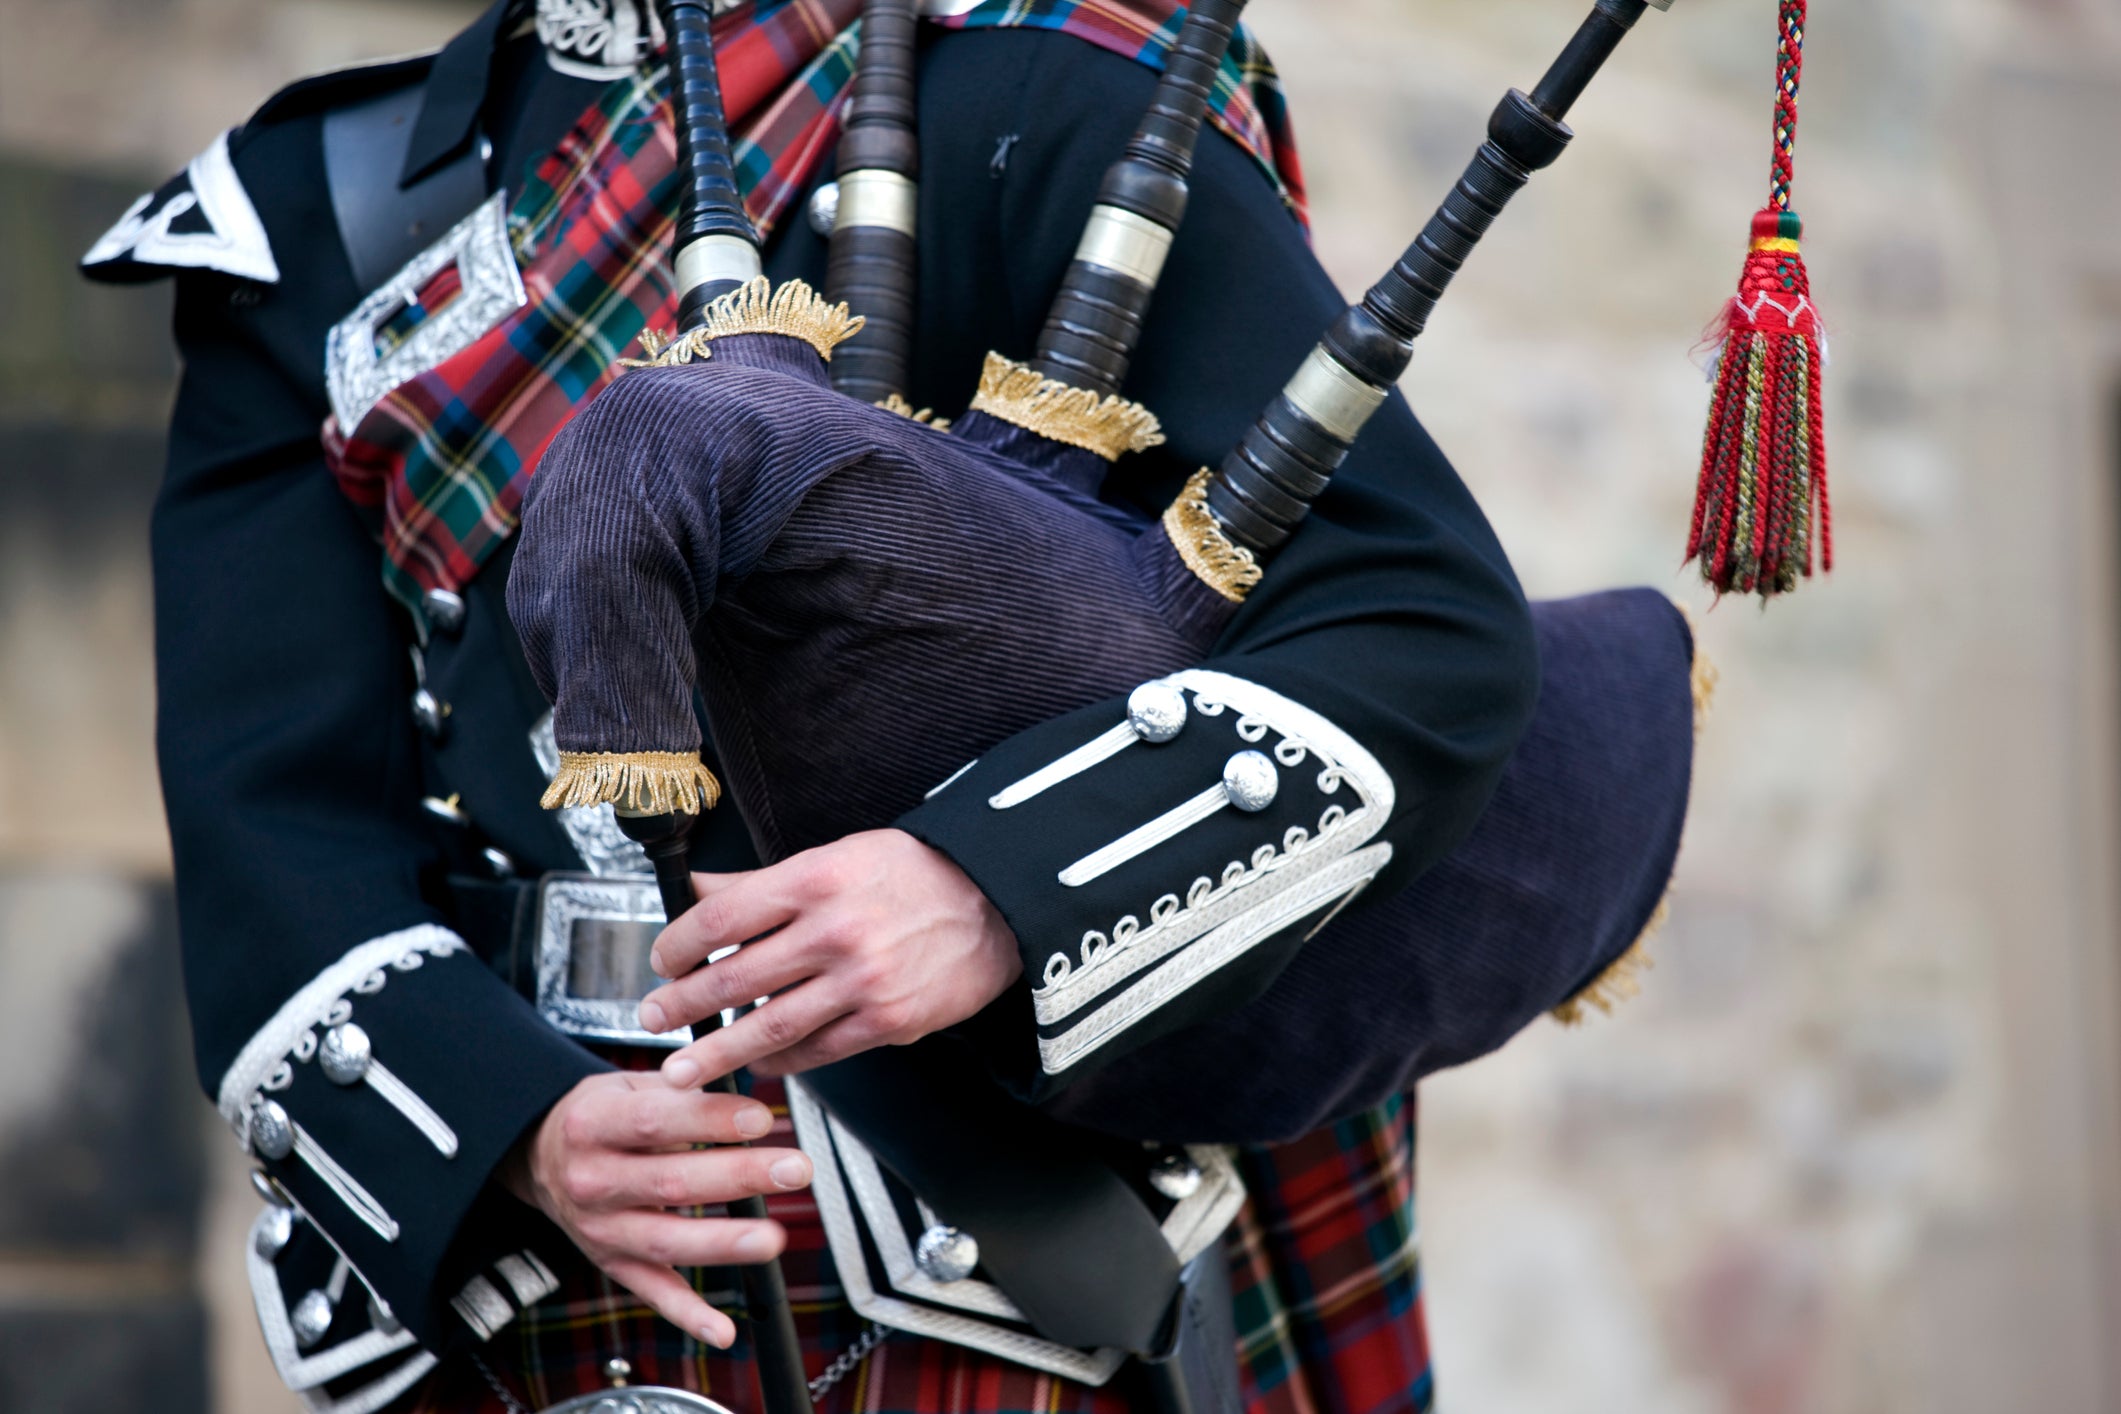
[1148,1152,1203,1201]
[1126,682,1188,744]
[254,1204,296,1260]
[482,846,518,879]
[250,1168,293,1208]
[412,688,449,741]
[319,1023,373,1086]
[291,1288,334,1349]
[914,1224,979,1283]
[807,180,840,237]
[604,1357,633,1387]
[423,587,467,635]
[249,1098,294,1161]
[421,794,470,827]
[1222,750,1278,812]
[369,1293,402,1337]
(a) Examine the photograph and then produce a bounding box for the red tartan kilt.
[403,1077,1431,1414]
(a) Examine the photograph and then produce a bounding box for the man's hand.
[640,829,1023,1087]
[499,1071,812,1347]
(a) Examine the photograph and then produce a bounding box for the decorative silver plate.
[325,190,527,432]
[535,874,685,1048]
[532,713,653,877]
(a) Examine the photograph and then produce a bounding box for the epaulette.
[79,53,433,286]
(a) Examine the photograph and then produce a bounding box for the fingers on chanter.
[603,1254,739,1349]
[594,1079,779,1147]
[641,922,830,1035]
[607,1146,812,1207]
[653,871,801,979]
[744,1012,880,1079]
[662,985,853,1087]
[601,1210,789,1268]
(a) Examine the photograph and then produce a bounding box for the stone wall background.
[4,0,2119,1410]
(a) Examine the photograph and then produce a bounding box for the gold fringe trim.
[540,751,723,816]
[617,325,696,368]
[1162,469,1262,603]
[876,393,951,431]
[1551,902,1663,1026]
[1677,600,1720,739]
[619,278,866,370]
[967,353,1164,462]
[1549,600,1718,1026]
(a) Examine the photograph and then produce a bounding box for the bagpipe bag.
[418,0,1703,1141]
[512,312,1699,1139]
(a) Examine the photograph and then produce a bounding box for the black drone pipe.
[664,0,767,330]
[638,5,813,1413]
[1204,0,1668,552]
[1025,0,1248,398]
[825,0,922,403]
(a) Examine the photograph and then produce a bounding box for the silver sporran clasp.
[539,1389,739,1414]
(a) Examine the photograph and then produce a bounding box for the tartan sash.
[325,0,1304,624]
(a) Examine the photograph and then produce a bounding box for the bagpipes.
[511,0,1711,1110]
[503,0,1836,1400]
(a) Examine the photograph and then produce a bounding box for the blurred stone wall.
[4,0,2121,1411]
[1245,0,2121,1410]
[0,5,477,1411]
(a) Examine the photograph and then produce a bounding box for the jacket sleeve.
[886,29,1541,1097]
[141,120,605,1400]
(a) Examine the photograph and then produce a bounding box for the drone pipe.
[826,0,922,404]
[660,0,767,331]
[1204,0,1665,551]
[1025,0,1248,398]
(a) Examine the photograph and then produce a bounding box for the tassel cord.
[1686,0,1827,599]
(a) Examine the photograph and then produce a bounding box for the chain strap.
[472,1351,536,1414]
[808,1322,891,1403]
[467,1323,892,1412]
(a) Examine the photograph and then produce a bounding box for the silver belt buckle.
[534,873,688,1049]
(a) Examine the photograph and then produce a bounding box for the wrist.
[496,1127,543,1211]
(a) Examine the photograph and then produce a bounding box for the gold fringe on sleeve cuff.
[1162,469,1263,603]
[968,353,1165,462]
[540,751,722,816]
[620,278,866,369]
[1550,603,1718,1026]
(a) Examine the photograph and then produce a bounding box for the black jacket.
[84,8,1537,1396]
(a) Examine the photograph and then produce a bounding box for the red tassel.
[1688,0,1828,599]
[1688,211,1828,597]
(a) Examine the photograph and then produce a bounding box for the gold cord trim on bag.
[876,393,951,430]
[968,353,1164,462]
[1550,606,1718,1025]
[621,278,866,369]
[1162,469,1262,603]
[541,751,723,815]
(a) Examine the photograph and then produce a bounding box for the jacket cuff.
[221,921,606,1386]
[901,670,1395,1096]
